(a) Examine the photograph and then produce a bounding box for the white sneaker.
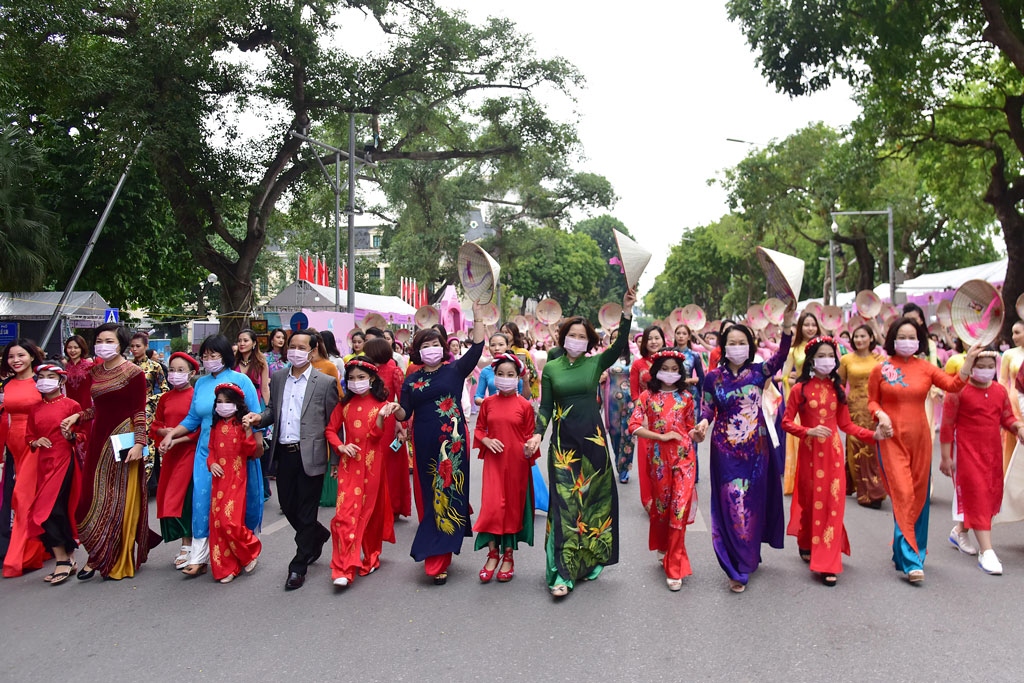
[333,577,350,586]
[978,549,1003,575]
[949,526,978,555]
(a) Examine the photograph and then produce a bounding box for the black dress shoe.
[285,572,305,590]
[77,567,96,581]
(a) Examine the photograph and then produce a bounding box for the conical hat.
[360,312,387,331]
[855,290,882,318]
[821,306,843,331]
[803,301,824,323]
[532,320,551,342]
[936,299,953,327]
[535,298,562,325]
[763,298,787,325]
[457,242,501,304]
[476,302,500,326]
[746,304,768,330]
[514,315,529,330]
[952,279,1004,346]
[763,322,780,339]
[599,302,623,329]
[414,305,440,329]
[756,246,804,303]
[666,307,687,329]
[681,304,706,330]
[928,322,953,347]
[705,319,721,334]
[1016,293,1024,320]
[394,329,411,344]
[613,229,652,289]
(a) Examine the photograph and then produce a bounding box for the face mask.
[813,357,836,375]
[167,371,191,388]
[419,346,445,366]
[349,379,371,395]
[495,376,519,393]
[203,358,224,374]
[287,349,311,368]
[563,337,589,357]
[36,378,60,394]
[94,343,119,360]
[656,370,682,386]
[725,345,749,365]
[215,403,237,418]
[972,367,997,384]
[894,339,919,358]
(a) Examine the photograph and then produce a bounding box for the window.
[372,235,381,248]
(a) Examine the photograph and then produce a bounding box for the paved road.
[3,419,1020,682]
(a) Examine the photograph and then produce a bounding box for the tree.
[0,123,59,290]
[727,0,1024,338]
[1,1,586,337]
[503,226,605,317]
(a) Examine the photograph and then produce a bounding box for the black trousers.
[0,450,14,562]
[275,446,329,575]
[41,461,78,554]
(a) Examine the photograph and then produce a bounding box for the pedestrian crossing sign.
[104,308,119,324]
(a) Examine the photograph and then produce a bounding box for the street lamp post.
[829,207,895,302]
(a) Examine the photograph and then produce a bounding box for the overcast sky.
[329,2,861,295]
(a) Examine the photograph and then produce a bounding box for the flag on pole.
[319,257,327,286]
[298,255,307,281]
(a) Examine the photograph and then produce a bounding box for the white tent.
[896,258,1007,292]
[262,280,416,316]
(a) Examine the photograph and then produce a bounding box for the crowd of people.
[2,291,1023,596]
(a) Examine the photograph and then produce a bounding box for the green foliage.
[170,337,190,353]
[503,226,605,317]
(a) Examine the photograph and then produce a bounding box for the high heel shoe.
[181,563,207,578]
[496,549,515,583]
[479,548,500,583]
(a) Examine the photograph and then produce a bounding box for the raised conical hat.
[360,312,387,331]
[599,302,623,329]
[855,290,882,318]
[532,320,551,342]
[746,304,768,330]
[756,246,804,303]
[514,315,529,330]
[936,299,953,327]
[535,298,562,325]
[1016,293,1024,320]
[821,306,843,331]
[476,302,500,326]
[952,279,1004,346]
[705,319,721,334]
[414,305,440,329]
[394,329,411,344]
[803,301,824,323]
[763,298,787,325]
[613,229,652,289]
[665,307,686,329]
[681,304,706,330]
[457,242,500,305]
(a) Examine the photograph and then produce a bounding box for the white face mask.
[894,339,919,358]
[813,357,836,376]
[494,376,519,393]
[972,367,997,384]
[348,378,371,395]
[94,342,120,360]
[287,348,311,368]
[419,346,445,366]
[203,358,224,374]
[725,345,749,365]
[215,403,237,418]
[655,370,682,387]
[167,371,191,388]
[36,378,61,394]
[563,337,589,357]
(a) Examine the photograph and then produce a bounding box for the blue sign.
[0,322,18,346]
[289,312,309,332]
[104,308,120,324]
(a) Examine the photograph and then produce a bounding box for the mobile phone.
[389,438,402,452]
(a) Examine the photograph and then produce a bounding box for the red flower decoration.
[439,397,455,414]
[438,458,453,488]
[452,440,463,454]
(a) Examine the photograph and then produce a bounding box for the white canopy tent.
[896,258,1007,292]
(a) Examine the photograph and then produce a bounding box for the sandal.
[550,584,569,598]
[181,564,207,578]
[49,560,75,586]
[729,580,746,593]
[433,572,448,585]
[799,548,811,563]
[174,546,192,569]
[822,573,837,587]
[907,569,924,584]
[666,578,683,592]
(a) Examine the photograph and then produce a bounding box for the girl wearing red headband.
[206,383,261,583]
[473,353,537,584]
[627,349,698,591]
[150,352,201,569]
[324,358,397,587]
